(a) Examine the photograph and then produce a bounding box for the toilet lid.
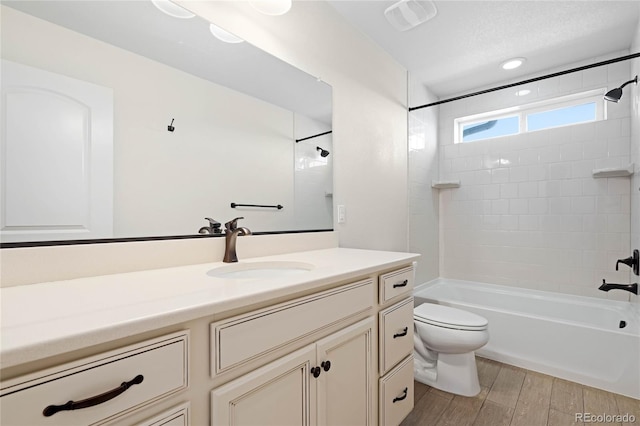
[414,303,488,330]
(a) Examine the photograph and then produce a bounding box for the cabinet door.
[136,403,190,426]
[315,318,374,426]
[211,345,316,426]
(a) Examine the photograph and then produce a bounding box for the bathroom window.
[525,100,598,132]
[461,115,519,142]
[454,89,605,143]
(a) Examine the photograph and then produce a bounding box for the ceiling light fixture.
[384,0,437,32]
[501,58,526,70]
[209,23,244,44]
[150,0,195,19]
[248,0,292,16]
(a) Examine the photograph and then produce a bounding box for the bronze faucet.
[223,217,252,263]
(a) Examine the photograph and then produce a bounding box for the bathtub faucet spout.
[598,279,638,295]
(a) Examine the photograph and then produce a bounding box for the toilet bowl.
[413,303,489,397]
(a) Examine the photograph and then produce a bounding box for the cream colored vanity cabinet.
[377,265,416,426]
[210,279,376,425]
[136,403,190,426]
[211,318,374,426]
[0,331,189,426]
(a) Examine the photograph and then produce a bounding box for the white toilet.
[413,303,489,396]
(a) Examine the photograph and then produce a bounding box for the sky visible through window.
[461,101,597,143]
[527,102,596,132]
[462,116,519,142]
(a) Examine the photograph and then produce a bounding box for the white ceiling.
[6,0,639,112]
[3,0,332,125]
[329,0,640,101]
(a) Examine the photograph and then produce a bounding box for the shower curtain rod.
[295,130,332,143]
[409,52,640,111]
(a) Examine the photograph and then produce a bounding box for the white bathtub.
[414,278,640,399]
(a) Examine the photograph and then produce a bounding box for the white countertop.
[0,247,419,369]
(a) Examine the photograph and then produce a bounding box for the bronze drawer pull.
[43,374,144,417]
[393,387,408,403]
[393,327,408,338]
[393,279,408,288]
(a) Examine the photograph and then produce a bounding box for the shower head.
[604,75,637,103]
[316,146,330,157]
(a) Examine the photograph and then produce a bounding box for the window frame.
[453,88,606,144]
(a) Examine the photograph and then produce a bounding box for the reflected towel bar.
[231,203,283,210]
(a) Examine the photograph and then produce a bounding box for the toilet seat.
[414,303,488,331]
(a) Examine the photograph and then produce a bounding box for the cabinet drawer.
[379,297,414,375]
[0,332,188,426]
[211,279,373,375]
[379,355,414,426]
[379,266,414,304]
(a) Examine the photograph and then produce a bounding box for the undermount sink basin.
[206,261,315,280]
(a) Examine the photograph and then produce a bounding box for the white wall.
[630,24,640,303]
[438,52,633,300]
[181,0,409,252]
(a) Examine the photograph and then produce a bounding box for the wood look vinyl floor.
[401,357,640,426]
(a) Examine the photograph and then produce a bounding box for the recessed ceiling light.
[249,0,292,16]
[501,58,526,70]
[209,23,244,44]
[151,0,195,19]
[516,89,531,96]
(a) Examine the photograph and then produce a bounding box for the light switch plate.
[337,205,346,223]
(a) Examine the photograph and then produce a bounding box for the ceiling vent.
[384,0,437,32]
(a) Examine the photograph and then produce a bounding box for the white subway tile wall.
[437,51,635,300]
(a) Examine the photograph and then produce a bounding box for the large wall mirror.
[0,0,333,246]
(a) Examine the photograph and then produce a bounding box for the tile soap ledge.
[592,164,634,178]
[431,180,461,189]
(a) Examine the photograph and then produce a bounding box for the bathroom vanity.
[0,248,418,425]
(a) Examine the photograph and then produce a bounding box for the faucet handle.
[616,250,639,275]
[205,217,220,227]
[616,257,632,270]
[205,218,222,233]
[225,217,245,231]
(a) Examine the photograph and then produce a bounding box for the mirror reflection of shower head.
[604,75,637,103]
[316,146,330,157]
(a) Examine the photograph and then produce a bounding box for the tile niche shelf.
[431,180,461,189]
[592,163,635,178]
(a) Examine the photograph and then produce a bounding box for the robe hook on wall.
[167,118,175,132]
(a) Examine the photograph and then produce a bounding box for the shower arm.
[619,76,638,90]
